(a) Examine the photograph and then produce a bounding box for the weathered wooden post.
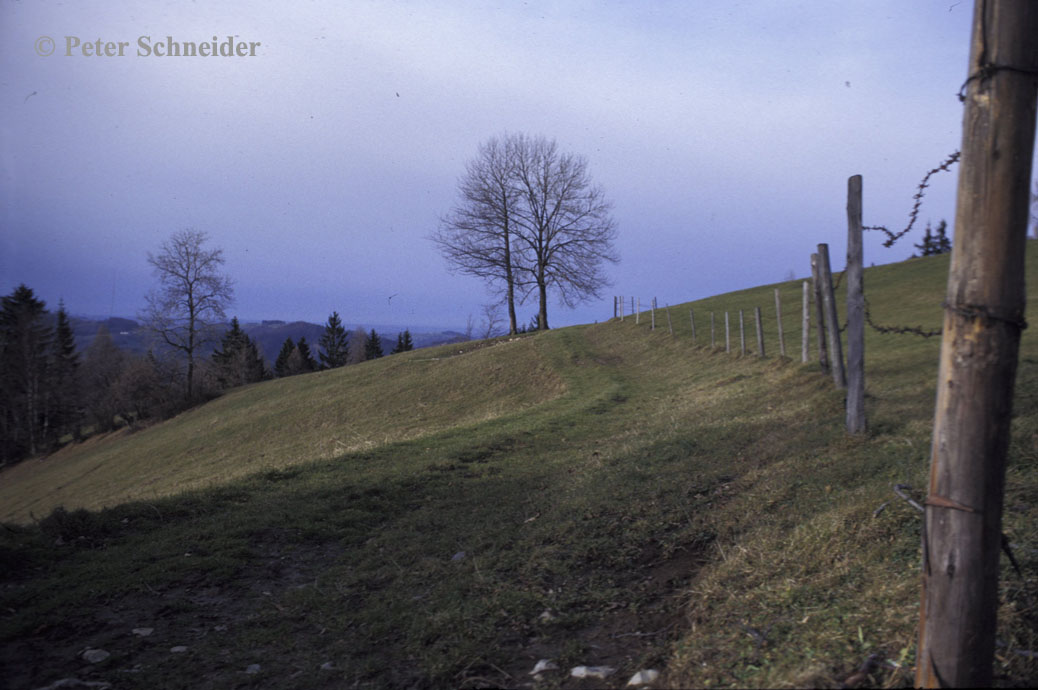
[846,175,866,434]
[724,312,730,353]
[811,254,830,374]
[755,306,765,358]
[774,289,786,357]
[666,304,674,336]
[917,2,1038,686]
[651,298,656,330]
[710,312,716,349]
[738,310,746,356]
[620,295,625,321]
[636,297,640,325]
[801,280,810,363]
[817,243,846,388]
[690,308,697,343]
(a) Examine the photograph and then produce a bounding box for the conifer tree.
[49,301,81,443]
[274,338,295,378]
[364,329,384,359]
[212,317,265,388]
[319,311,350,369]
[392,329,414,353]
[0,284,53,461]
[296,336,318,372]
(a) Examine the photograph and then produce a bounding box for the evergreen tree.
[0,284,53,461]
[296,336,318,372]
[365,329,384,359]
[212,317,266,388]
[392,329,414,354]
[319,311,350,369]
[79,325,126,433]
[49,301,81,443]
[274,338,296,378]
[915,220,952,256]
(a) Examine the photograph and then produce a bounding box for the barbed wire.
[862,151,961,248]
[865,296,942,338]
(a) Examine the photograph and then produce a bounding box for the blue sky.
[2,1,1029,331]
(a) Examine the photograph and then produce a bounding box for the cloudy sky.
[2,1,1028,332]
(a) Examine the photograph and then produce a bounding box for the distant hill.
[69,316,469,363]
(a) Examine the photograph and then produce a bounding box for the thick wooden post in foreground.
[917,1,1038,687]
[845,175,866,433]
[817,244,846,388]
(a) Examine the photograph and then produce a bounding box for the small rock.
[245,664,261,674]
[34,679,113,689]
[81,649,110,664]
[131,627,153,637]
[170,646,188,653]
[530,659,559,675]
[537,609,557,623]
[627,669,660,686]
[571,665,616,680]
[320,662,335,671]
[451,551,466,561]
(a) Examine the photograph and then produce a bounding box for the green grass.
[2,246,1038,688]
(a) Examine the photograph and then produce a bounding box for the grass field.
[2,246,1038,688]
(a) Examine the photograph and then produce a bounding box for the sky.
[2,0,1034,332]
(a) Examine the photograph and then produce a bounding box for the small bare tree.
[480,302,502,340]
[141,229,233,401]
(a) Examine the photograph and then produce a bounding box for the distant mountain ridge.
[69,315,468,363]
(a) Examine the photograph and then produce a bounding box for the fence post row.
[845,175,866,433]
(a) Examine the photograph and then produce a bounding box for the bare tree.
[480,302,503,340]
[141,230,233,401]
[433,136,525,334]
[510,134,619,330]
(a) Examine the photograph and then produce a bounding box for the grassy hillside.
[2,246,1038,688]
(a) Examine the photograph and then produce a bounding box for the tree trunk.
[916,2,1038,686]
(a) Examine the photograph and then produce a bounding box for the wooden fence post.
[690,308,697,343]
[620,295,624,321]
[666,305,674,336]
[738,310,746,356]
[724,312,730,353]
[811,253,830,374]
[917,2,1038,686]
[651,298,656,330]
[801,280,810,363]
[774,289,786,357]
[636,297,640,325]
[711,312,716,349]
[817,243,846,388]
[755,306,765,358]
[846,175,866,434]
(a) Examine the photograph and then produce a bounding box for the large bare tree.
[433,135,524,334]
[141,229,233,401]
[434,133,618,332]
[510,134,618,330]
